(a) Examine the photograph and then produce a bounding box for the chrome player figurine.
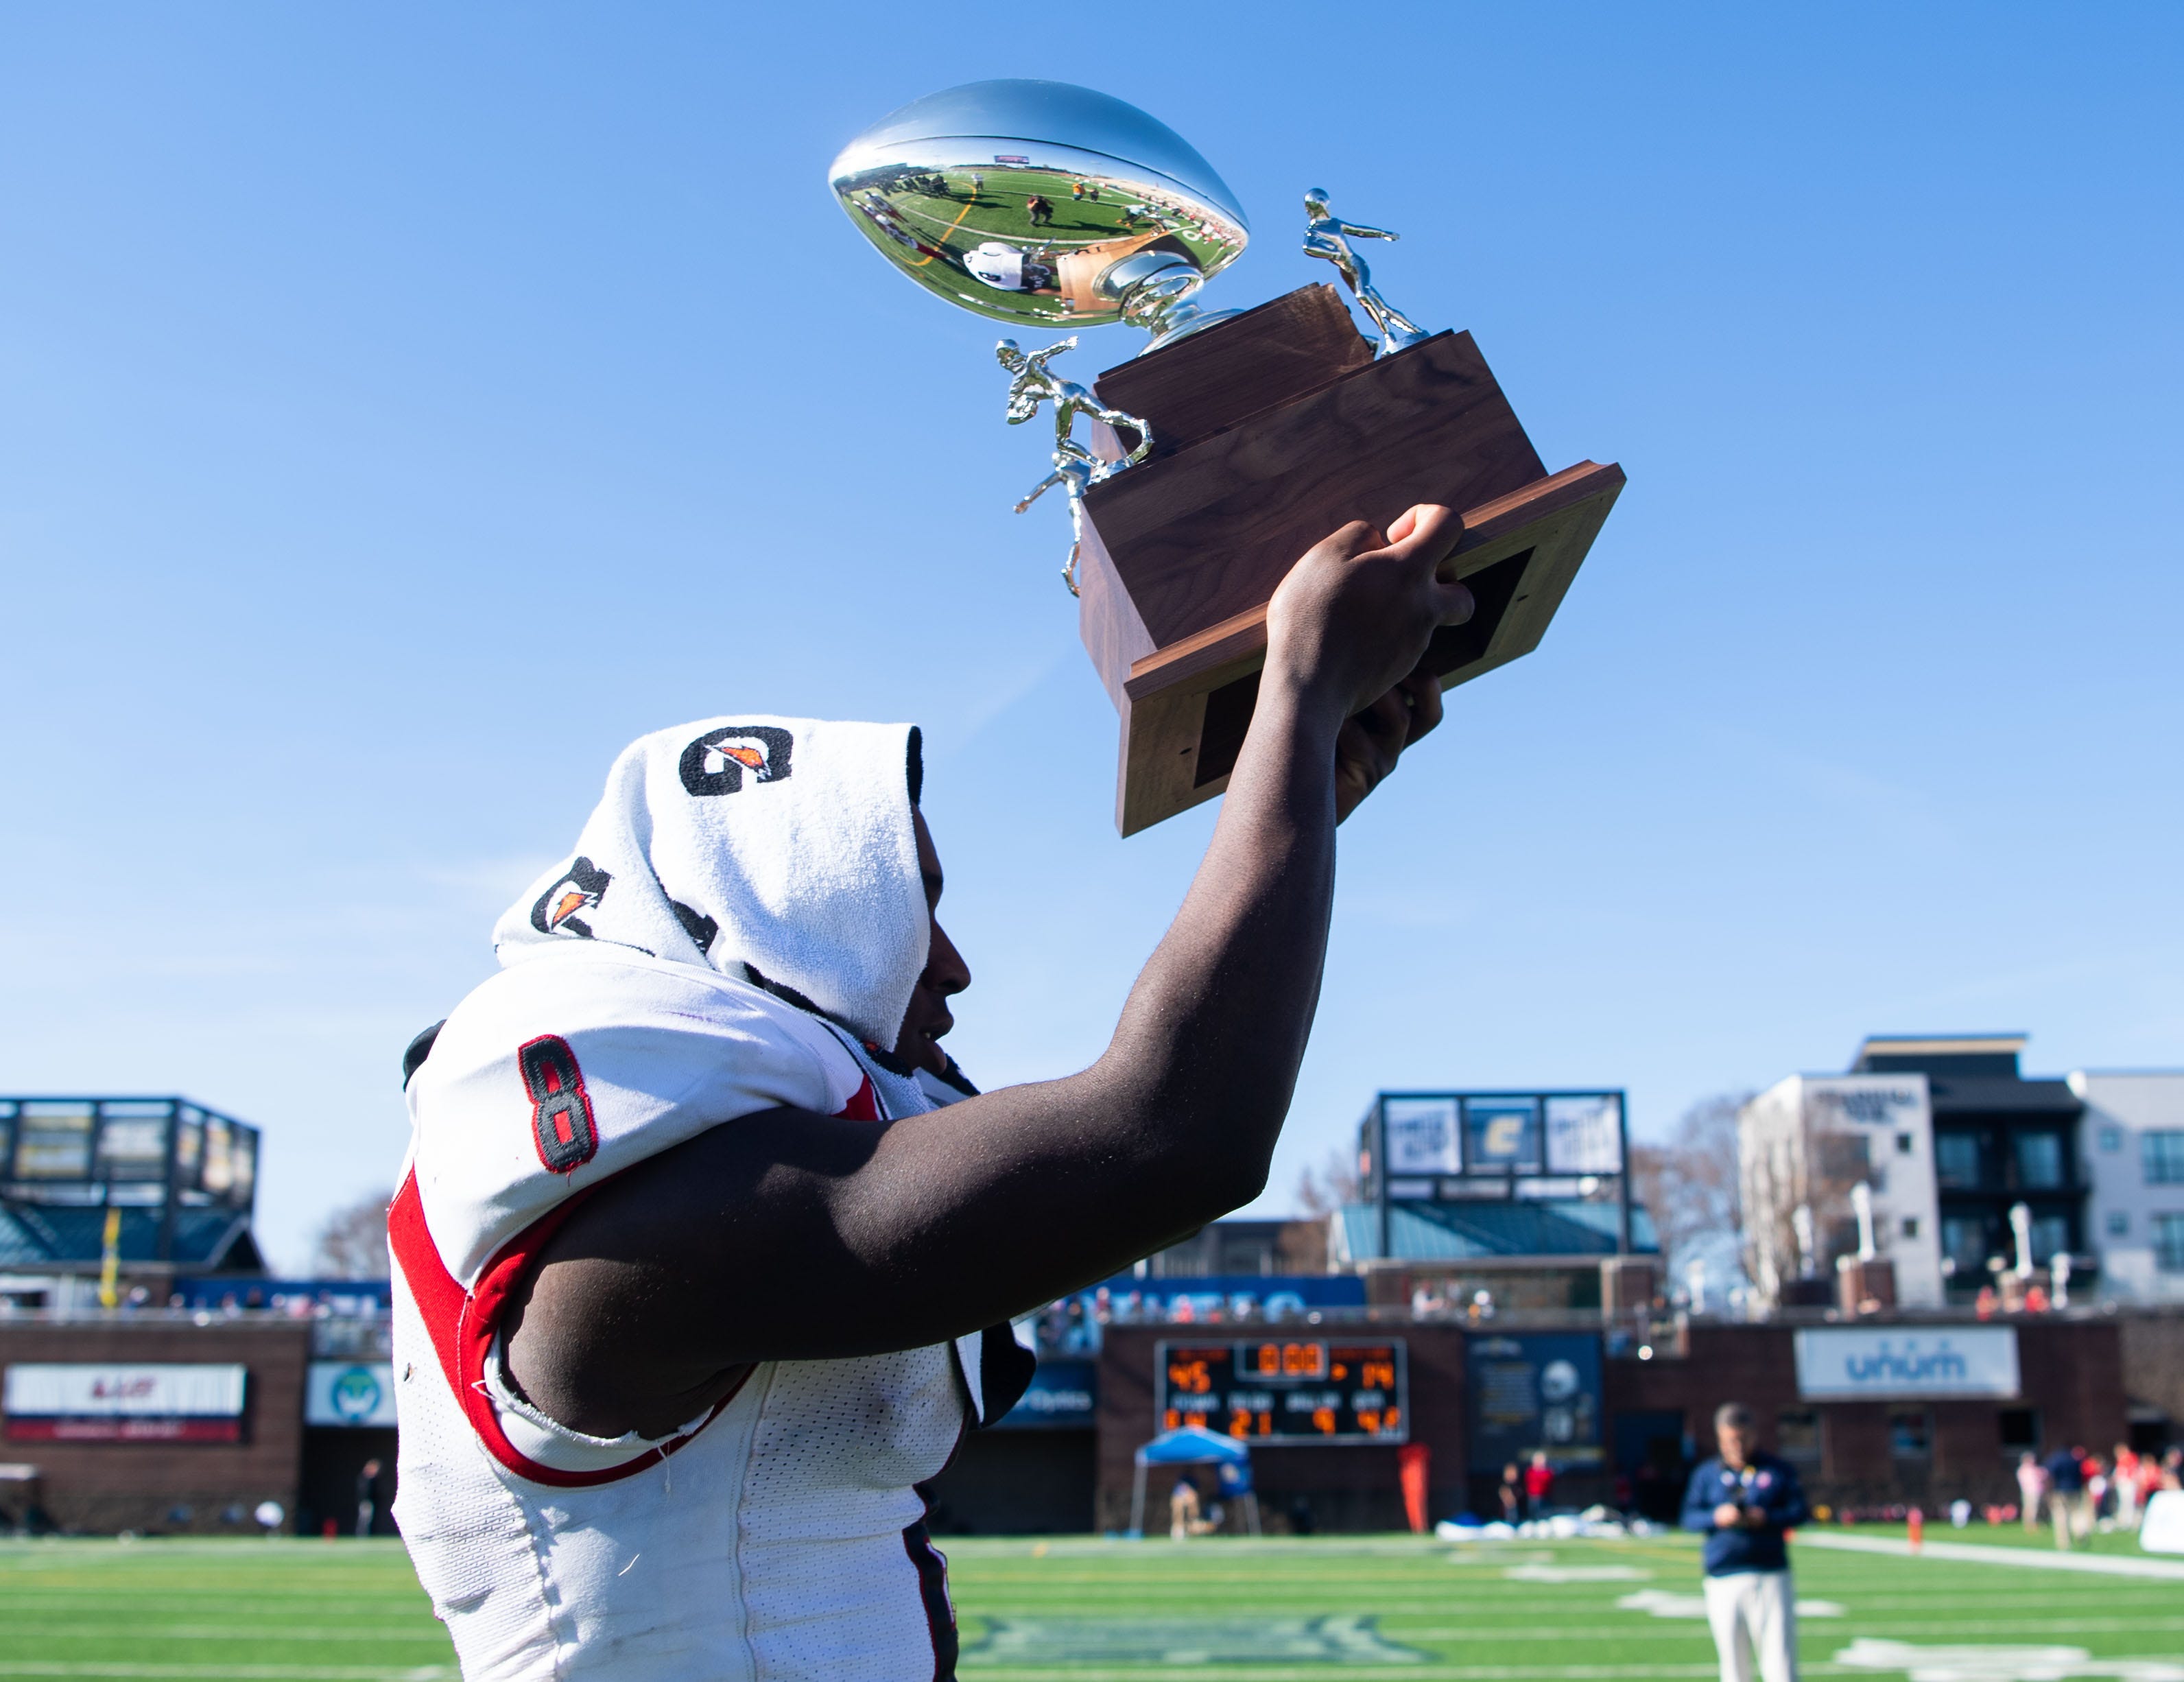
[997,337,1152,595]
[1302,188,1429,357]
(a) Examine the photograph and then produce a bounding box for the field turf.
[2,1527,2179,1679]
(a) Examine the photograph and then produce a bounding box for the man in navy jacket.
[1681,1402,1811,1682]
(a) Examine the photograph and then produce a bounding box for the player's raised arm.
[498,508,1472,1438]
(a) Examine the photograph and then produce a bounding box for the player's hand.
[1265,505,1473,729]
[1712,1501,1743,1528]
[1332,665,1443,822]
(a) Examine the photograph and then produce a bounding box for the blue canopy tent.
[1128,1425,1260,1537]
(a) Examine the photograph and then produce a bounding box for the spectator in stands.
[1498,1462,1523,1525]
[2135,1446,2165,1513]
[1524,1450,1556,1518]
[2043,1443,2087,1548]
[2161,1447,2183,1491]
[1169,1476,1215,1540]
[2087,1455,2112,1528]
[2113,1443,2143,1525]
[2015,1450,2048,1532]
[1169,1475,1199,1540]
[355,1458,383,1539]
[1683,1401,1810,1682]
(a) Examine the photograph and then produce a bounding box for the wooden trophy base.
[1075,284,1623,835]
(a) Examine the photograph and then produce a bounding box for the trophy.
[830,80,1624,835]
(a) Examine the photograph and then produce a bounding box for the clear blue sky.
[5,5,2179,1272]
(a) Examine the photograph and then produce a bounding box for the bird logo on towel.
[678,724,795,796]
[529,856,613,939]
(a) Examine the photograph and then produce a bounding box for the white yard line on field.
[0,1666,453,1680]
[959,1668,1879,1681]
[1799,1533,2184,1580]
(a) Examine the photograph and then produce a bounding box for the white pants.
[1703,1569,1796,1682]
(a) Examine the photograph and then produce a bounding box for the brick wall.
[2119,1307,2184,1429]
[0,1318,310,1534]
[1093,1316,2130,1530]
[1604,1317,2125,1510]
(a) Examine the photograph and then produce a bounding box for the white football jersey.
[390,941,1027,1681]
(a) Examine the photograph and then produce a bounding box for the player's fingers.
[1377,504,1461,575]
[1333,713,1399,809]
[1314,518,1387,564]
[1434,578,1475,626]
[1401,668,1445,745]
[1357,685,1411,747]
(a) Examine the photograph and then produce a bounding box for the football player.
[390,508,1471,1679]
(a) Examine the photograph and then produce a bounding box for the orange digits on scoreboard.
[1168,1358,1212,1394]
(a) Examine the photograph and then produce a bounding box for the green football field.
[3,1528,2180,1679]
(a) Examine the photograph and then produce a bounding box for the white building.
[1741,1069,1945,1310]
[2072,1071,2184,1304]
[1744,1039,2184,1310]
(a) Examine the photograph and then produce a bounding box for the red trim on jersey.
[387,1075,880,1489]
[388,1170,739,1488]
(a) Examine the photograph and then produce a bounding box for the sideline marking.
[1618,1589,1843,1620]
[1507,1563,1652,1582]
[907,194,980,266]
[1833,1637,2184,1681]
[1800,1532,2184,1580]
[0,1660,454,1668]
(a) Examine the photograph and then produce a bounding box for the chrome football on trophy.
[829,81,1626,836]
[827,80,1250,346]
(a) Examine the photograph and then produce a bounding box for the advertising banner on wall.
[1803,1077,1927,1133]
[1793,1327,2020,1399]
[2,1363,247,1442]
[305,1362,399,1428]
[1467,1332,1603,1472]
[1545,1095,1624,1174]
[1384,1098,1460,1176]
[1465,1098,1543,1173]
[992,1358,1096,1430]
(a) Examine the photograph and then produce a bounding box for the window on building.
[1777,1410,1821,1461]
[1901,1216,1919,1239]
[1896,1132,1915,1155]
[2100,1126,2122,1153]
[2031,1214,2070,1264]
[14,1104,93,1179]
[2015,1131,2065,1190]
[2144,1133,2184,1185]
[1890,1410,1932,1458]
[1936,1131,1982,1188]
[2108,1211,2130,1237]
[2155,1215,2184,1274]
[1999,1408,2041,1454]
[1943,1216,1990,1276]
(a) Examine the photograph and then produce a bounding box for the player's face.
[891,811,971,1076]
[1718,1421,1753,1469]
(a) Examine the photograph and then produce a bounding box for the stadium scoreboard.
[1154,1338,1409,1444]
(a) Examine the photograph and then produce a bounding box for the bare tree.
[1630,1093,1750,1288]
[312,1188,394,1279]
[1279,1144,1364,1272]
